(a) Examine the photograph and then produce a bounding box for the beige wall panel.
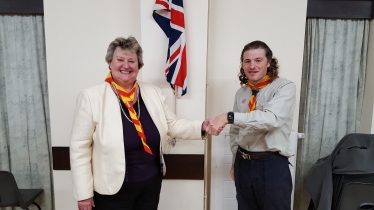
[44,0,141,209]
[45,0,208,209]
[44,0,141,147]
[207,0,307,132]
[140,0,208,154]
[361,20,374,133]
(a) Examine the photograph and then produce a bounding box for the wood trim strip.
[163,154,205,180]
[52,147,204,180]
[52,147,71,170]
[0,0,44,15]
[307,1,374,19]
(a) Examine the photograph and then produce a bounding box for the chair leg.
[33,201,42,210]
[358,203,374,210]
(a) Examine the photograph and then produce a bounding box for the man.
[213,40,296,210]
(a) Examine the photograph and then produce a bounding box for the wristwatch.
[227,112,234,124]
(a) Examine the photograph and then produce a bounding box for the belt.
[238,147,281,160]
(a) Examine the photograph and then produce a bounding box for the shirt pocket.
[255,100,268,111]
[238,96,249,112]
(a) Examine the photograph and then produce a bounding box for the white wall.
[44,1,141,209]
[369,20,374,134]
[360,20,374,134]
[139,0,208,154]
[207,0,308,209]
[44,0,141,147]
[139,1,209,209]
[206,0,307,128]
[45,0,308,209]
[44,0,208,209]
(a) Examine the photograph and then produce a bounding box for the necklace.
[117,95,140,123]
[112,85,140,123]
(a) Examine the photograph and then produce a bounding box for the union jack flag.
[153,0,187,97]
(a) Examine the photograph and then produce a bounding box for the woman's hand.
[78,197,95,210]
[202,118,213,130]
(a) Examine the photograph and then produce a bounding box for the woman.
[70,36,215,210]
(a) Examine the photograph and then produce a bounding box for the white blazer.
[69,81,203,201]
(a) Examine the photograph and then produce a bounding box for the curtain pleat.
[0,15,54,210]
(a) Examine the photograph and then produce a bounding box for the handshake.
[202,113,229,136]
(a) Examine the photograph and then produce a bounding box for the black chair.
[307,133,374,210]
[0,171,43,210]
[332,174,374,210]
[357,203,374,210]
[308,174,374,210]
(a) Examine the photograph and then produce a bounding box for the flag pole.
[204,0,212,209]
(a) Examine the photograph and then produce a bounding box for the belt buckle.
[241,151,251,160]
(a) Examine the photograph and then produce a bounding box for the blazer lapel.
[100,83,124,147]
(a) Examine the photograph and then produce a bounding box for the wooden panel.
[163,154,205,180]
[0,0,44,15]
[52,147,71,170]
[307,1,374,19]
[52,147,204,180]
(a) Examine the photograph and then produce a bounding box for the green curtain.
[294,19,369,209]
[0,15,54,210]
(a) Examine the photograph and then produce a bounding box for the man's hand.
[203,118,225,136]
[78,197,95,210]
[212,113,229,132]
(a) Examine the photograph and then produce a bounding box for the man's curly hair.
[238,41,279,86]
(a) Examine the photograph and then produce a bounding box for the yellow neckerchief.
[105,72,152,155]
[247,75,272,112]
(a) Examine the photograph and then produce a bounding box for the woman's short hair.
[238,40,279,85]
[105,36,144,69]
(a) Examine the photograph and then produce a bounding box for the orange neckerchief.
[105,72,153,155]
[247,75,272,112]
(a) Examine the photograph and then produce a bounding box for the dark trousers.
[93,173,162,210]
[234,150,292,210]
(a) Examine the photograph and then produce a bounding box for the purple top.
[119,92,161,182]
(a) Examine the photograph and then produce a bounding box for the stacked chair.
[306,133,374,210]
[0,171,43,210]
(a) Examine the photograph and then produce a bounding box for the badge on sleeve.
[240,97,247,105]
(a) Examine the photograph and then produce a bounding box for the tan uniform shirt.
[230,77,296,163]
